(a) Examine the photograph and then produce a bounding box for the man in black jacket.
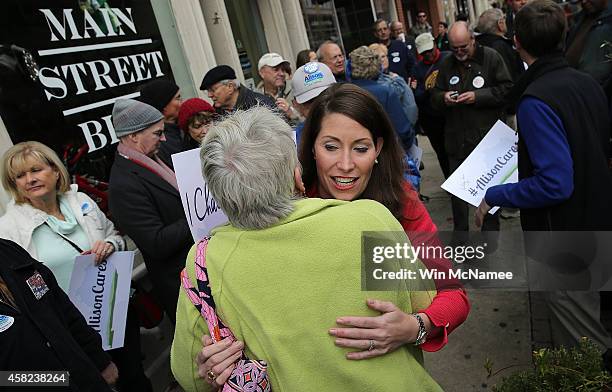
[476,8,524,82]
[373,19,415,82]
[109,99,193,324]
[138,79,185,169]
[0,239,117,391]
[200,65,275,115]
[476,0,612,364]
[431,21,513,244]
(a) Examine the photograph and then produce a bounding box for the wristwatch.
[412,313,427,345]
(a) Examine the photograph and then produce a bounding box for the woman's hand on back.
[329,299,426,360]
[196,335,244,388]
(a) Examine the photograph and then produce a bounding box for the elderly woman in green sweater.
[171,107,441,391]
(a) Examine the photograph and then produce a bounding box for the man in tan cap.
[412,33,451,178]
[255,52,298,121]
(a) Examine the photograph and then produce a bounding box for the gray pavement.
[417,135,534,391]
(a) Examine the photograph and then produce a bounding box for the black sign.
[0,0,174,184]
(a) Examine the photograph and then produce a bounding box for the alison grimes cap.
[291,62,336,104]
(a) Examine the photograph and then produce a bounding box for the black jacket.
[216,86,275,115]
[0,239,112,391]
[158,122,186,169]
[513,55,612,231]
[108,153,193,322]
[476,33,524,83]
[431,44,513,159]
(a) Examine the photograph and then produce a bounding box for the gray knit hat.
[112,98,164,138]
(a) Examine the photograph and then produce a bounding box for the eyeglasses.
[208,82,229,95]
[418,14,427,18]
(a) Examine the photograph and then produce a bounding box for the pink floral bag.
[180,237,271,391]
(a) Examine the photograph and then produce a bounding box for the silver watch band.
[412,313,427,345]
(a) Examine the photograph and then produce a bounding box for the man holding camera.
[431,21,513,243]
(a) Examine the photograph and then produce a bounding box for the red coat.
[308,182,470,351]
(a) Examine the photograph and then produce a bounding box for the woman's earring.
[375,158,379,164]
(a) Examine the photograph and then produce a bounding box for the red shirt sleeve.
[419,289,470,352]
[399,182,470,351]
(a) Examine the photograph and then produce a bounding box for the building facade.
[0,0,311,213]
[0,0,492,213]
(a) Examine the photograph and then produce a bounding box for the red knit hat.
[178,98,215,131]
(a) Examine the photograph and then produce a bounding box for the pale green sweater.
[171,198,441,391]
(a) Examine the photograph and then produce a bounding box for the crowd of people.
[0,0,611,390]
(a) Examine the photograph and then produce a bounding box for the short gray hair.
[316,40,337,61]
[200,107,299,230]
[220,79,240,89]
[477,8,504,34]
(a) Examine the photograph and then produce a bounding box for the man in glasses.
[372,19,415,81]
[201,65,274,115]
[109,98,193,324]
[411,10,432,36]
[431,21,513,246]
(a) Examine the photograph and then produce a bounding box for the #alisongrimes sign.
[68,251,134,351]
[441,120,519,214]
[0,0,174,155]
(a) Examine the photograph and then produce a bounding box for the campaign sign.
[68,251,134,351]
[0,1,174,153]
[441,120,519,214]
[172,148,228,242]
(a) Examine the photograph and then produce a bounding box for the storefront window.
[224,0,268,89]
[300,0,344,52]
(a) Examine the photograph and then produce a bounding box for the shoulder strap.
[180,237,235,343]
[44,222,84,253]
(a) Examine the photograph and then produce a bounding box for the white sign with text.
[172,148,228,242]
[441,120,519,214]
[68,251,134,351]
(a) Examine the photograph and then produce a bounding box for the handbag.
[180,237,271,392]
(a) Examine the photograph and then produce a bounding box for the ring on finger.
[368,339,375,351]
[206,370,216,381]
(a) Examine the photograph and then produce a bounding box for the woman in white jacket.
[0,141,153,391]
[0,141,124,290]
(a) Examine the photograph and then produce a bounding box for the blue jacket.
[387,39,415,82]
[412,51,451,118]
[350,79,414,151]
[378,73,418,133]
